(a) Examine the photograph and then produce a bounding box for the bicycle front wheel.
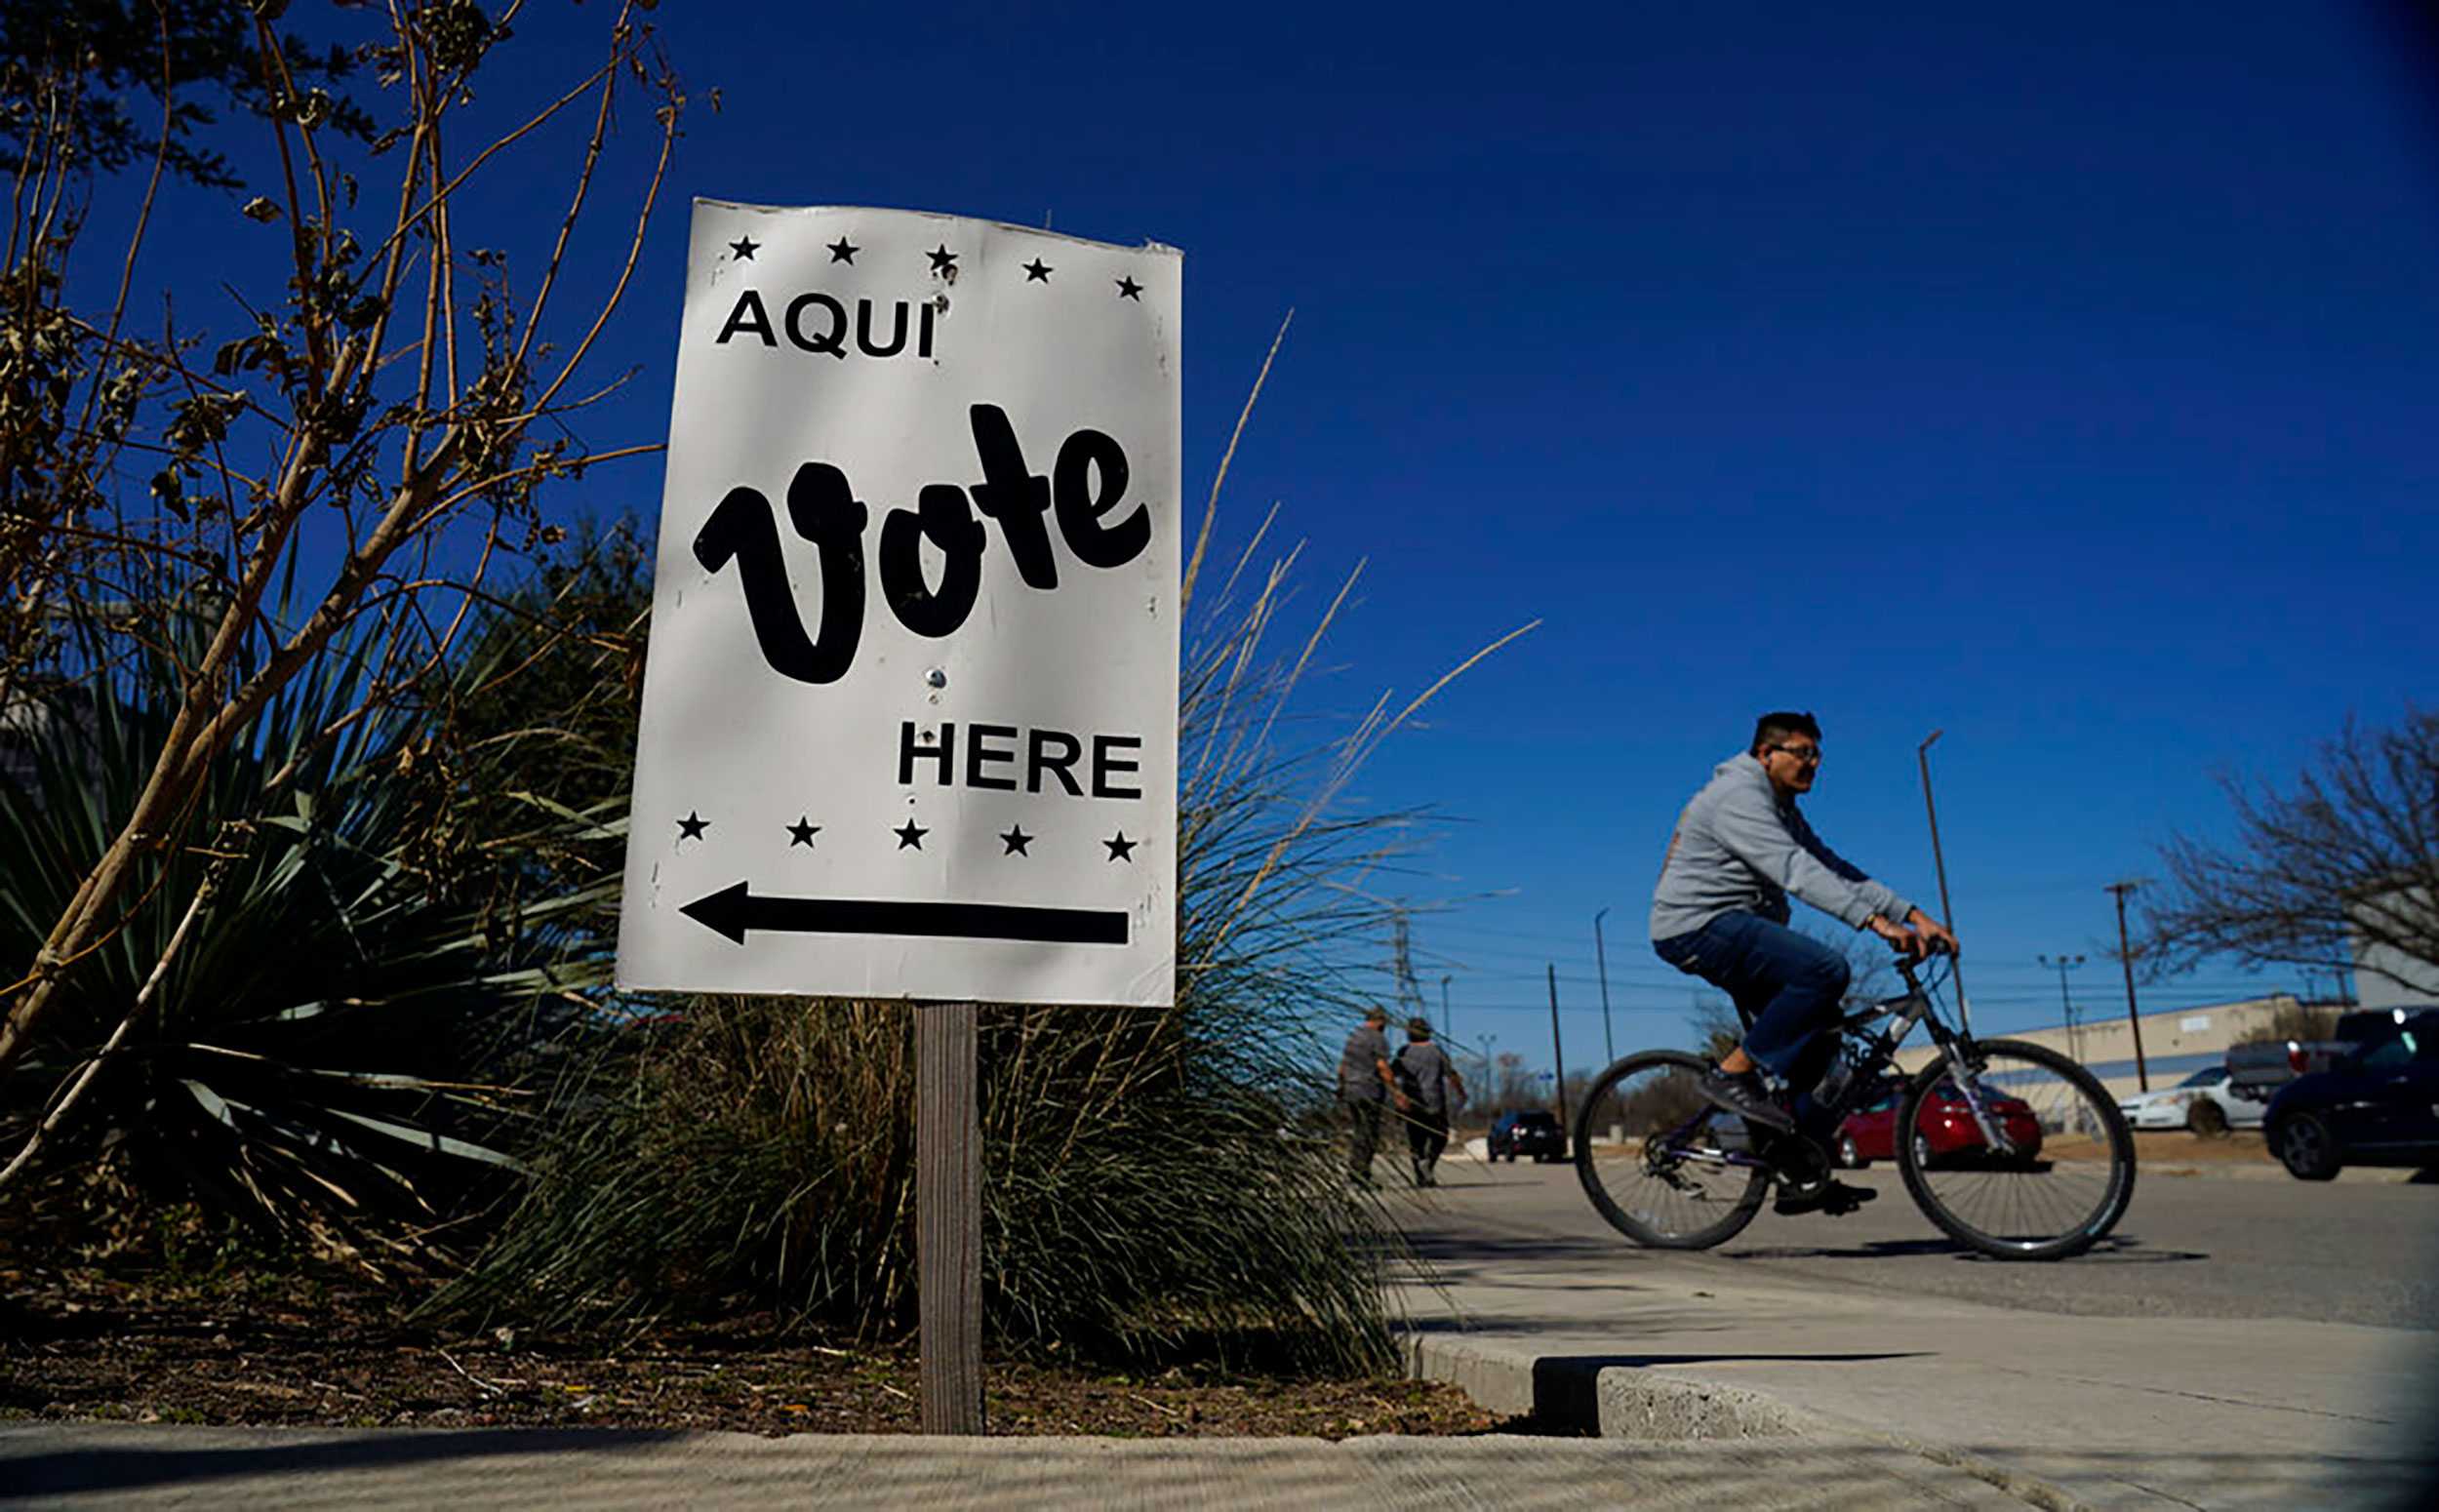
[1575,1050,1770,1250]
[1898,1037,2136,1261]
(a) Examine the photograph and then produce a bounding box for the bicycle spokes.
[1577,1052,1770,1248]
[1899,1039,2136,1260]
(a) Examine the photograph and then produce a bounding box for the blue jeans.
[1654,911,1851,1137]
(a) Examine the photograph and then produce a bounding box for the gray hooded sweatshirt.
[1648,752,1914,942]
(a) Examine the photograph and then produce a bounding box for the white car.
[2117,1064,2264,1132]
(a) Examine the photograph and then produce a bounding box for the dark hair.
[1751,710,1822,756]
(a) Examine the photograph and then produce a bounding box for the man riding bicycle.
[1649,711,1960,1215]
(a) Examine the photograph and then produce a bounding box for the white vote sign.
[618,202,1180,1007]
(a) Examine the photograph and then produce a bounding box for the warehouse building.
[1899,993,2309,1101]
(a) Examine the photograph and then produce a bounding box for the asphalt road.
[1397,1142,2439,1330]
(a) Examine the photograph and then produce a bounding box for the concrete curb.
[1404,1331,2096,1512]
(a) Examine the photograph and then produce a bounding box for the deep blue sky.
[134,2,2439,1072]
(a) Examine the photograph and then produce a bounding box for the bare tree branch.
[2145,708,2439,996]
[0,4,687,1091]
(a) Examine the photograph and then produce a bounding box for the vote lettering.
[694,404,1149,686]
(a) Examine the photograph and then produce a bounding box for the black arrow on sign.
[680,882,1128,946]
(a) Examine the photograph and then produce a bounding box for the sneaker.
[1699,1067,1797,1134]
[1774,1177,1879,1217]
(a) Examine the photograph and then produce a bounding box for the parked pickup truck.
[2265,1009,2439,1179]
[2227,1009,2434,1093]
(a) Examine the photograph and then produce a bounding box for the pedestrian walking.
[1396,1018,1464,1187]
[1338,1006,1401,1185]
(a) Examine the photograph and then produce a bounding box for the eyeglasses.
[1768,743,1823,765]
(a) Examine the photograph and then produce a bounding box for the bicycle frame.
[1653,952,2021,1170]
[1824,954,2024,1157]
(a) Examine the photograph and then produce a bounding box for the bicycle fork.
[1926,1026,2024,1158]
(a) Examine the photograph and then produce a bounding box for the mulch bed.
[0,1260,1517,1439]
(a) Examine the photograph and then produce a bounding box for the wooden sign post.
[616,205,1181,1436]
[917,1001,982,1432]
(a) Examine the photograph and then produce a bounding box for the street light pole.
[1545,963,1570,1130]
[1916,730,1973,1035]
[2039,953,2086,1063]
[1592,906,1616,1069]
[1439,975,1453,1041]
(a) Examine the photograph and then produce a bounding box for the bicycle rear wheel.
[1898,1037,2136,1261]
[1575,1050,1770,1249]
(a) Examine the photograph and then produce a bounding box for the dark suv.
[1489,1109,1567,1163]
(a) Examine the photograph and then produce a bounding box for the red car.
[1835,1081,2044,1170]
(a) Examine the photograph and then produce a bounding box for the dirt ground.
[2128,1130,2279,1165]
[0,1257,1516,1439]
[2023,1129,2279,1169]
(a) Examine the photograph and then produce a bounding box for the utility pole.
[1592,906,1616,1068]
[2105,881,2150,1092]
[1916,731,1973,1034]
[1545,963,1570,1130]
[1439,975,1453,1041]
[2039,953,2086,1063]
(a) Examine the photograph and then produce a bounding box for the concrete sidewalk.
[0,1424,2044,1509]
[1395,1195,2439,1511]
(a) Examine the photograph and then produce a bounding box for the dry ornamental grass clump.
[435,324,1533,1374]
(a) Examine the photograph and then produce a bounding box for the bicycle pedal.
[1774,1178,1878,1217]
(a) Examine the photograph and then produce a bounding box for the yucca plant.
[0,605,618,1268]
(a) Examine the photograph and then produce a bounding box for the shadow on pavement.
[1719,1234,2207,1264]
[0,1428,681,1499]
[1402,1231,1637,1264]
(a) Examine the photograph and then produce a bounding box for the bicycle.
[1572,951,2136,1260]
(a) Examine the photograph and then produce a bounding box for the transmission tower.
[1389,908,1429,1025]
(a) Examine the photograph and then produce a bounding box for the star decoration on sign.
[1114,275,1142,300]
[1000,824,1034,855]
[676,811,710,841]
[1103,831,1138,862]
[1022,259,1053,282]
[927,244,958,275]
[786,816,820,848]
[826,236,859,263]
[729,236,759,261]
[895,818,930,851]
